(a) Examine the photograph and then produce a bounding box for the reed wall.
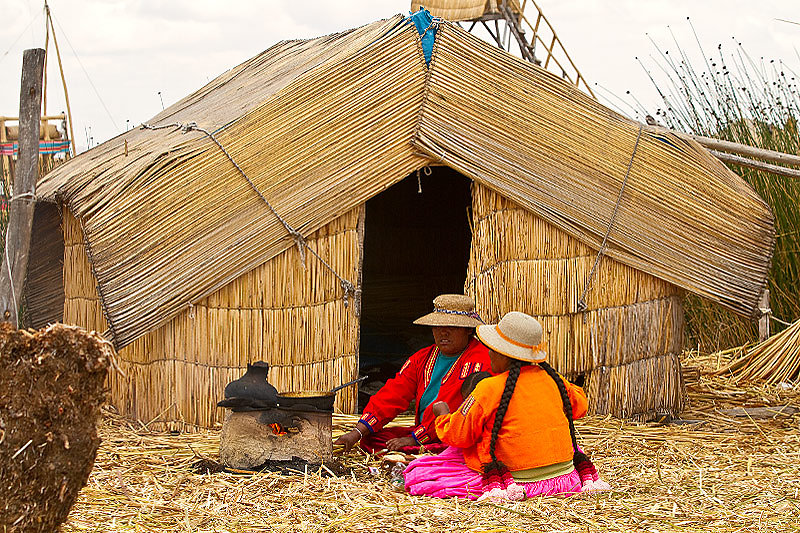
[467,184,685,418]
[24,202,65,329]
[63,207,363,431]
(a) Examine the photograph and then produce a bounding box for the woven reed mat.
[61,350,800,532]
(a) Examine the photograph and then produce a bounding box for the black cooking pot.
[277,376,367,412]
[217,361,279,410]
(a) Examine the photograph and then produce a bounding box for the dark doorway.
[358,167,473,407]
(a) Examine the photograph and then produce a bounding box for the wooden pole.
[683,131,800,168]
[0,48,45,325]
[758,288,770,342]
[46,4,76,157]
[708,149,800,180]
[0,117,8,195]
[652,126,800,177]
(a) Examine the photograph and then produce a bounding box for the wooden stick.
[667,130,800,168]
[0,48,45,325]
[707,149,800,179]
[758,289,770,342]
[45,3,76,156]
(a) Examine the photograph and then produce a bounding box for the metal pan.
[277,376,367,411]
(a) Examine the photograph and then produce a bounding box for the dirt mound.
[0,323,115,532]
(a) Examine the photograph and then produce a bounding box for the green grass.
[642,34,800,351]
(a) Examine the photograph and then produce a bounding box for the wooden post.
[758,288,770,342]
[0,48,45,325]
[0,117,10,194]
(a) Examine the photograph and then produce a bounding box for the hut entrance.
[358,167,472,409]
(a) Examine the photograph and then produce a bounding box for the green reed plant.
[640,32,800,351]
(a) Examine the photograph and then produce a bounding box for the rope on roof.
[140,122,360,310]
[578,125,644,313]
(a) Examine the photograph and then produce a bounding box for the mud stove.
[217,362,335,470]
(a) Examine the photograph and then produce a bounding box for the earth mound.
[0,323,115,532]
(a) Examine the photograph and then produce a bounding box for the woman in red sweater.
[335,294,491,453]
[404,311,609,500]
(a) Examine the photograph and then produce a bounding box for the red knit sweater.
[359,337,491,444]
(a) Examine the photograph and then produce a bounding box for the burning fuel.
[269,423,287,436]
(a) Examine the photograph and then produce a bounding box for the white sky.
[1,1,797,153]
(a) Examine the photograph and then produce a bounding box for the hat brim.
[413,312,483,328]
[476,324,546,363]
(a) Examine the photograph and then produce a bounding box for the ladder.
[464,1,595,98]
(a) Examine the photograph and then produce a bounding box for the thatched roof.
[37,15,774,349]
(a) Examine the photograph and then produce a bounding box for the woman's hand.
[431,400,451,417]
[334,422,369,452]
[386,436,417,451]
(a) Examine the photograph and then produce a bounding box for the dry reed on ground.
[713,318,800,385]
[62,357,800,533]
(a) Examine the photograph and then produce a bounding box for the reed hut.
[30,15,774,430]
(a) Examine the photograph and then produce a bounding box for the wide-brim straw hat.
[413,294,484,328]
[476,311,547,363]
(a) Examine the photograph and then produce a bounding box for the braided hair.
[485,359,527,475]
[538,361,592,469]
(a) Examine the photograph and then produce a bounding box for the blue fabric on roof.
[406,8,437,65]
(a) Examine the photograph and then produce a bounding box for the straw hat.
[476,311,546,363]
[413,294,484,328]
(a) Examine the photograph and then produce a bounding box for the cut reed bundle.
[715,318,800,385]
[416,22,774,319]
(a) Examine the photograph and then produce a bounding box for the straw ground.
[62,353,800,532]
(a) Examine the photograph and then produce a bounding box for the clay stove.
[217,362,333,470]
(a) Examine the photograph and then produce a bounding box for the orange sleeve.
[433,392,489,449]
[565,379,588,420]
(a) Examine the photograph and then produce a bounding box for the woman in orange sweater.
[403,311,609,500]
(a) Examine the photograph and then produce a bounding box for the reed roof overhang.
[37,16,775,349]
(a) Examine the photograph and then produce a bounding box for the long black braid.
[485,359,526,474]
[538,361,591,466]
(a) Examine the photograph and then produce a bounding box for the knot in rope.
[288,229,306,264]
[340,280,359,309]
[419,16,442,40]
[10,192,36,203]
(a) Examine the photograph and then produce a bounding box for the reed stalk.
[641,31,800,350]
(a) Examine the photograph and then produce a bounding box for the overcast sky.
[1,1,797,153]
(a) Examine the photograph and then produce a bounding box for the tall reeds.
[642,33,800,350]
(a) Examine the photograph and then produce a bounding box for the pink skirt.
[403,446,583,500]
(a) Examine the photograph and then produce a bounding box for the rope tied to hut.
[577,125,644,313]
[759,305,794,327]
[139,122,360,308]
